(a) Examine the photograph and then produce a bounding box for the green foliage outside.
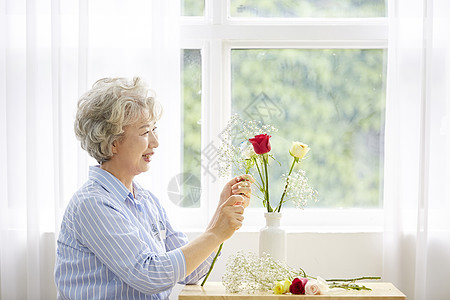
[229,0,385,18]
[181,0,204,16]
[180,0,385,18]
[231,49,386,208]
[181,49,202,207]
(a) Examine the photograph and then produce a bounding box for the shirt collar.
[89,165,133,202]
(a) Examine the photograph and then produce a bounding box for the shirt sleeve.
[75,195,187,295]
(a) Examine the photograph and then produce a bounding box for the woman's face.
[111,117,159,178]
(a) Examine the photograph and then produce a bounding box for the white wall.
[170,231,383,299]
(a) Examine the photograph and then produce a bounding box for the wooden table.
[179,282,406,299]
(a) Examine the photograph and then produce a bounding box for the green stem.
[254,157,265,189]
[245,159,252,174]
[263,154,272,212]
[325,276,381,282]
[254,156,268,209]
[276,157,298,212]
[323,276,380,291]
[201,243,223,286]
[329,283,373,291]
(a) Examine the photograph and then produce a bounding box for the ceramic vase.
[259,212,286,263]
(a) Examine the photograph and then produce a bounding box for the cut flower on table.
[305,276,330,295]
[272,279,291,295]
[289,277,308,294]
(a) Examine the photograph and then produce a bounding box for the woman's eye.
[143,131,150,135]
[152,127,158,132]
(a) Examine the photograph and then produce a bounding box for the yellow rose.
[273,279,291,294]
[289,142,310,159]
[282,279,291,293]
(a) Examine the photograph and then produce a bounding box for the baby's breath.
[281,170,318,209]
[222,250,305,293]
[218,114,277,178]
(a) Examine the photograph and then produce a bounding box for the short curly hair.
[74,77,162,163]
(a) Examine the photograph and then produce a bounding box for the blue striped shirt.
[55,166,214,299]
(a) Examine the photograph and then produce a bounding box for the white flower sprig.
[280,169,318,209]
[218,114,277,178]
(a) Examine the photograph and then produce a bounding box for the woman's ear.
[111,140,118,154]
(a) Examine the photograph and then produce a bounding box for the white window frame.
[176,0,388,232]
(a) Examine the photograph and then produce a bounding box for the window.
[176,0,388,230]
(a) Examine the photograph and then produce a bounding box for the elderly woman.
[54,77,254,299]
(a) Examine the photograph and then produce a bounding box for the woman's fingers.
[225,174,256,188]
[223,195,244,207]
[215,196,245,236]
[231,179,251,190]
[219,174,255,207]
[231,181,252,193]
[231,180,252,206]
[237,174,255,183]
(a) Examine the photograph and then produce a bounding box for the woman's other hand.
[219,174,255,208]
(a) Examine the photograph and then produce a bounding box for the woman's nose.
[149,132,159,148]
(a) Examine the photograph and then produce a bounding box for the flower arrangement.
[200,116,380,290]
[201,115,319,287]
[222,250,380,294]
[218,114,318,212]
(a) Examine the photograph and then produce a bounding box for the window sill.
[181,208,384,234]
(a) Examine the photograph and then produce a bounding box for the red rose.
[289,277,308,295]
[249,134,272,154]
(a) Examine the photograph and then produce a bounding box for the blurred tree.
[181,49,202,207]
[229,0,385,18]
[231,49,386,208]
[181,0,204,16]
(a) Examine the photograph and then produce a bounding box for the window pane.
[179,49,202,207]
[230,0,386,18]
[231,49,386,208]
[181,0,205,16]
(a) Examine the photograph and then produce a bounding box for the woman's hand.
[208,195,245,241]
[181,194,248,276]
[206,174,255,233]
[219,174,255,208]
[182,176,255,276]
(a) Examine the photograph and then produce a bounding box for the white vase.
[259,212,286,263]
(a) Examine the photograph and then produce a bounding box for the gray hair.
[74,77,162,163]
